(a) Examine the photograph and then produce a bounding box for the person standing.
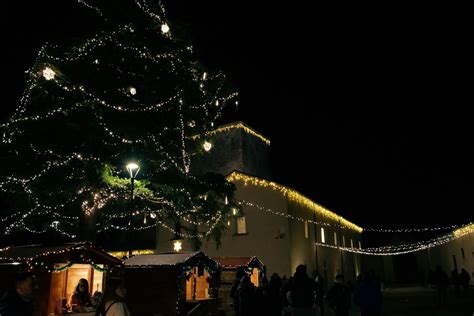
[0,272,38,316]
[326,275,351,316]
[95,278,129,316]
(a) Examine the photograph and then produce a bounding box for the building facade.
[156,122,363,283]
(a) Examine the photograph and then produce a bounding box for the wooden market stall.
[0,242,122,316]
[213,256,266,312]
[124,251,221,316]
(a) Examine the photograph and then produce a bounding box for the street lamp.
[126,162,140,257]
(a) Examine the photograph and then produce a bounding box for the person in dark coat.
[327,274,351,316]
[451,268,461,298]
[230,268,246,316]
[237,275,256,316]
[268,273,283,316]
[314,273,325,316]
[459,268,471,297]
[0,272,37,316]
[283,265,316,316]
[434,265,449,306]
[354,272,382,316]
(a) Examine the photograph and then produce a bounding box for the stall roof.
[124,251,219,269]
[0,242,122,266]
[214,256,265,270]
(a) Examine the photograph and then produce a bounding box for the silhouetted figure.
[237,275,256,316]
[428,269,435,288]
[327,274,351,316]
[354,272,383,316]
[434,265,449,306]
[282,265,316,316]
[230,268,246,316]
[314,273,325,316]
[0,272,37,316]
[459,268,471,297]
[451,268,461,298]
[269,273,283,316]
[254,277,271,315]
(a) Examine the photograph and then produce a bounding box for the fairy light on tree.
[0,0,239,246]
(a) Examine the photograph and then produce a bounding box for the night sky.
[2,1,472,231]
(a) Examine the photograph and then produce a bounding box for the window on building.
[236,216,246,234]
[304,221,309,239]
[334,232,338,245]
[359,241,362,249]
[342,235,346,247]
[461,248,465,259]
[321,227,326,243]
[350,239,354,248]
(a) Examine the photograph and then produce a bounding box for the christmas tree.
[0,0,239,247]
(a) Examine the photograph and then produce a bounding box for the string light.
[227,172,363,232]
[203,141,212,151]
[0,0,238,240]
[161,24,170,34]
[42,67,55,80]
[204,122,270,146]
[364,222,474,233]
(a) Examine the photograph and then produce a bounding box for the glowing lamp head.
[126,163,140,178]
[161,24,170,33]
[129,87,137,95]
[203,141,212,152]
[42,67,55,80]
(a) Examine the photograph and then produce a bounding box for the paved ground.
[320,286,474,316]
[380,286,474,316]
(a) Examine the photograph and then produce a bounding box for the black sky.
[1,1,472,229]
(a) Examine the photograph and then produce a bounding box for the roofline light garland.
[227,172,362,232]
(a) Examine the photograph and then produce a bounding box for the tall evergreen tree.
[0,0,239,246]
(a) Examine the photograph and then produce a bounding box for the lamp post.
[126,162,140,257]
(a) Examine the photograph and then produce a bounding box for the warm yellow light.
[173,240,182,252]
[226,171,363,233]
[206,122,270,146]
[161,24,170,33]
[42,67,55,80]
[232,208,237,215]
[453,223,474,237]
[129,87,137,95]
[203,141,212,151]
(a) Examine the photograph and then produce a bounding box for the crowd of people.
[230,265,384,316]
[0,264,470,315]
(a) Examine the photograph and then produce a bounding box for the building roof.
[0,242,122,269]
[207,121,270,145]
[227,171,363,233]
[124,251,220,273]
[214,256,265,270]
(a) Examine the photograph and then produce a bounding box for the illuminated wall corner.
[191,122,272,180]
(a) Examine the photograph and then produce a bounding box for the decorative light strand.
[227,172,363,233]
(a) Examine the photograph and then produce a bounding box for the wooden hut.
[124,251,221,316]
[0,242,122,316]
[213,256,266,313]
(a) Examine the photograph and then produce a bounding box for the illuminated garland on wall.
[364,222,473,233]
[227,172,363,233]
[315,223,474,256]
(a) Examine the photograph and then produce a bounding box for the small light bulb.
[161,24,170,33]
[42,67,55,80]
[203,141,212,152]
[129,87,137,95]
